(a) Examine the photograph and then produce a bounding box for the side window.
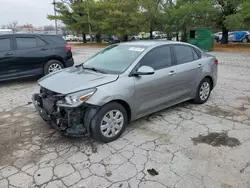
[174,45,194,64]
[36,37,47,46]
[140,46,172,70]
[0,38,11,51]
[16,37,37,49]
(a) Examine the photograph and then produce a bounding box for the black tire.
[44,60,64,75]
[91,102,128,143]
[194,78,212,104]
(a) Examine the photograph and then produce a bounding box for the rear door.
[0,36,19,80]
[171,44,203,98]
[14,35,51,77]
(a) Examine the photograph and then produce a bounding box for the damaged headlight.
[64,88,97,106]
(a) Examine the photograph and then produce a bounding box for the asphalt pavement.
[0,47,250,188]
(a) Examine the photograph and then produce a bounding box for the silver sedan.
[33,41,218,142]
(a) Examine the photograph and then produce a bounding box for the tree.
[224,1,250,31]
[164,0,216,42]
[48,0,90,43]
[213,0,246,44]
[49,0,142,42]
[43,25,55,31]
[20,23,33,28]
[1,25,7,29]
[139,0,165,39]
[95,0,141,41]
[6,21,18,32]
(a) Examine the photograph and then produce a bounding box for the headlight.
[64,88,97,106]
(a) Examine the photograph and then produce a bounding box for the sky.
[0,0,55,27]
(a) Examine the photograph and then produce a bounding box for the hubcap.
[199,82,210,101]
[48,63,62,73]
[100,110,124,138]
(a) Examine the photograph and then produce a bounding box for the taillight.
[214,59,218,65]
[66,44,71,51]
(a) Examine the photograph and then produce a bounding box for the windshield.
[83,45,146,74]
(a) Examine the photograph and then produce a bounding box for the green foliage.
[224,1,250,30]
[48,0,250,43]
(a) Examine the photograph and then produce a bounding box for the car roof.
[0,33,60,37]
[120,40,193,47]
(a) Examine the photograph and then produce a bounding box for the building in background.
[0,29,13,34]
[0,27,62,35]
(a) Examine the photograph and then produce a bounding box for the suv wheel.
[44,60,64,75]
[194,78,212,104]
[91,102,128,143]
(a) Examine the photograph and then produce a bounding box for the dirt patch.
[206,106,234,117]
[70,43,109,48]
[214,43,250,52]
[221,184,233,188]
[191,132,241,147]
[236,105,248,111]
[236,96,250,103]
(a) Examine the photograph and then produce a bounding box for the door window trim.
[36,36,48,47]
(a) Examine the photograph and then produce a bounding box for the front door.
[13,35,50,77]
[0,36,19,80]
[133,45,178,117]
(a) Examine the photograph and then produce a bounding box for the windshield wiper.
[82,65,107,74]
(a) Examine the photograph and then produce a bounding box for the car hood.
[38,66,119,95]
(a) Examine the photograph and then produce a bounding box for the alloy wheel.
[48,63,62,73]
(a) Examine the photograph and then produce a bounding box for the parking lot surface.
[0,48,250,188]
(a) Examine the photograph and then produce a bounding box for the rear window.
[42,35,66,44]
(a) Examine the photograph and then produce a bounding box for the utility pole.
[88,11,92,43]
[87,0,92,43]
[53,0,58,35]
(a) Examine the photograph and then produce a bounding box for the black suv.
[0,34,74,81]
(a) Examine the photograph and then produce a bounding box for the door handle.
[40,48,48,51]
[4,52,13,56]
[198,64,203,68]
[169,71,176,76]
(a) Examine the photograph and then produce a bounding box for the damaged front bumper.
[32,92,99,137]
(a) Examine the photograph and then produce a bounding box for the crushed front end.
[32,87,99,137]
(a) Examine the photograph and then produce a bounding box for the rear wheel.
[91,102,128,143]
[194,78,212,104]
[242,38,248,43]
[44,60,64,75]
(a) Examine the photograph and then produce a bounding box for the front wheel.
[91,102,128,143]
[194,78,212,104]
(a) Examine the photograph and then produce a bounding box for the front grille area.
[40,87,59,96]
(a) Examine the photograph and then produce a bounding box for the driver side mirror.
[134,66,155,76]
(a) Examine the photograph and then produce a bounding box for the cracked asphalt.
[0,47,250,188]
